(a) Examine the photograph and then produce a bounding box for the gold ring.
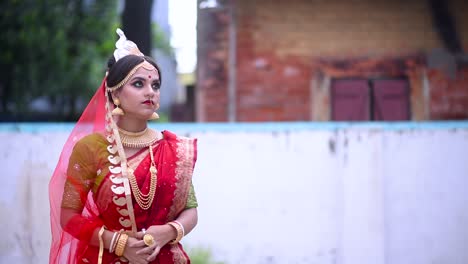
[143,234,155,246]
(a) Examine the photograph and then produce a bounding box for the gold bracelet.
[98,226,106,264]
[114,233,129,257]
[168,221,183,244]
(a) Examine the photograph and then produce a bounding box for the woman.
[49,29,198,264]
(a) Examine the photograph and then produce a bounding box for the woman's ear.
[111,90,121,103]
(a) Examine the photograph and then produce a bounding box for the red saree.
[49,80,197,264]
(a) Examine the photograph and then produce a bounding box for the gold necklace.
[127,144,157,210]
[118,127,159,148]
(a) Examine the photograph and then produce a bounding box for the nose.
[144,84,156,98]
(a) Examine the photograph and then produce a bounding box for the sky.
[168,1,198,74]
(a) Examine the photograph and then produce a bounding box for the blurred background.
[1,0,468,263]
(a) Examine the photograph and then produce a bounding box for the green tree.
[0,0,118,121]
[152,22,174,57]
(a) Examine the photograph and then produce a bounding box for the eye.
[152,82,161,90]
[132,80,143,88]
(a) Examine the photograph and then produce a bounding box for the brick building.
[196,0,468,122]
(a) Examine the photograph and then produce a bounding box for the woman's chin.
[141,111,155,120]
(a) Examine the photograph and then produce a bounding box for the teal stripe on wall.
[1,121,468,133]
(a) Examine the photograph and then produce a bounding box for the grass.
[188,246,226,264]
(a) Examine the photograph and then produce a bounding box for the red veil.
[49,78,108,263]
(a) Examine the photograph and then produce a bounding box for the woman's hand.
[123,236,150,264]
[135,224,177,262]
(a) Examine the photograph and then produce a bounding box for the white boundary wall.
[1,122,467,264]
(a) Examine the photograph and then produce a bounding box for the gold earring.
[149,112,159,120]
[149,103,159,120]
[112,98,125,116]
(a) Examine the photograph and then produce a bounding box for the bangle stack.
[114,233,129,257]
[109,231,121,253]
[167,221,184,244]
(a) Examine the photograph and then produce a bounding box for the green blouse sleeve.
[185,181,198,209]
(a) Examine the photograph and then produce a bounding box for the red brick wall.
[429,67,468,119]
[196,6,230,122]
[236,53,312,121]
[429,1,468,119]
[197,0,468,121]
[241,0,442,58]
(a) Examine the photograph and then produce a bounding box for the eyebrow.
[130,75,160,82]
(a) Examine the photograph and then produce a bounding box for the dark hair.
[106,54,162,87]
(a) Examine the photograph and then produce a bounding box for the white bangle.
[109,232,118,253]
[173,220,185,237]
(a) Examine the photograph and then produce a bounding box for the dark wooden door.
[372,79,410,120]
[331,79,370,121]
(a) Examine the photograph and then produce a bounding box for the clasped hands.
[123,225,174,264]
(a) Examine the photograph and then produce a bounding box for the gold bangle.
[168,221,183,244]
[98,226,106,264]
[115,233,129,257]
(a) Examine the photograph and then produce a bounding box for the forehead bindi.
[132,67,160,81]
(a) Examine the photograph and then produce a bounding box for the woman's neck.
[117,117,148,133]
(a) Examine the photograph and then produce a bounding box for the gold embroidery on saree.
[168,137,195,221]
[113,196,126,206]
[61,182,84,210]
[119,217,132,228]
[126,147,149,170]
[106,130,133,230]
[171,244,189,264]
[117,208,129,216]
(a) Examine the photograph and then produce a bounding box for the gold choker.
[118,127,159,148]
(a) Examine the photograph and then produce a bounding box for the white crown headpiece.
[106,29,157,91]
[113,28,144,62]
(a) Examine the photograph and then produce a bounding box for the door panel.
[331,80,370,121]
[373,80,410,121]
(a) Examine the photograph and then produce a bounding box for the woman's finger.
[147,246,161,262]
[137,258,150,264]
[135,231,144,239]
[128,240,146,248]
[136,245,155,255]
[137,254,151,264]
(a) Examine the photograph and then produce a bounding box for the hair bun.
[107,56,116,70]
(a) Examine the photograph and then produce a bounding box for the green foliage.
[152,22,174,57]
[157,111,170,123]
[188,246,226,264]
[147,111,169,123]
[0,0,118,120]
